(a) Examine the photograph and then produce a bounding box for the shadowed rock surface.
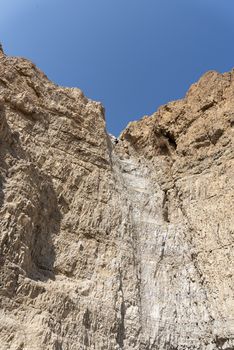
[0,50,233,349]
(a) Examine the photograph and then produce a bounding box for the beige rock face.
[0,51,233,350]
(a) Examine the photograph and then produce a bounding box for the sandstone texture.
[0,49,233,350]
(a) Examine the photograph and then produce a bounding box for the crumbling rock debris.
[0,52,233,350]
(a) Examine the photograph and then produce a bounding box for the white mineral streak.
[112,151,234,350]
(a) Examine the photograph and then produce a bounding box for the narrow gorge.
[0,49,233,350]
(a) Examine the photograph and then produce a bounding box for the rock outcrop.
[0,50,233,350]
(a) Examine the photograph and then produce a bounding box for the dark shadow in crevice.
[29,169,62,282]
[0,173,5,208]
[153,126,177,156]
[162,130,177,149]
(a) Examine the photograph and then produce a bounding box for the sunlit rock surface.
[0,50,233,349]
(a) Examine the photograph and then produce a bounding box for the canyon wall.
[0,51,233,349]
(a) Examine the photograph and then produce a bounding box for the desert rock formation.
[0,49,233,350]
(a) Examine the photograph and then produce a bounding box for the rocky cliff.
[0,49,233,350]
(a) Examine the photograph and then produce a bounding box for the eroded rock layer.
[0,51,233,350]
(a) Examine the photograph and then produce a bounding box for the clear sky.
[1,0,234,135]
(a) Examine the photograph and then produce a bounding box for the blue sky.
[1,0,234,135]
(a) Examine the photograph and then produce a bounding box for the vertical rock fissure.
[116,269,126,348]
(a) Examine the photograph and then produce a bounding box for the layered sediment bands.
[0,51,233,350]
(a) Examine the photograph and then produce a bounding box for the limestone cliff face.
[0,50,233,350]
